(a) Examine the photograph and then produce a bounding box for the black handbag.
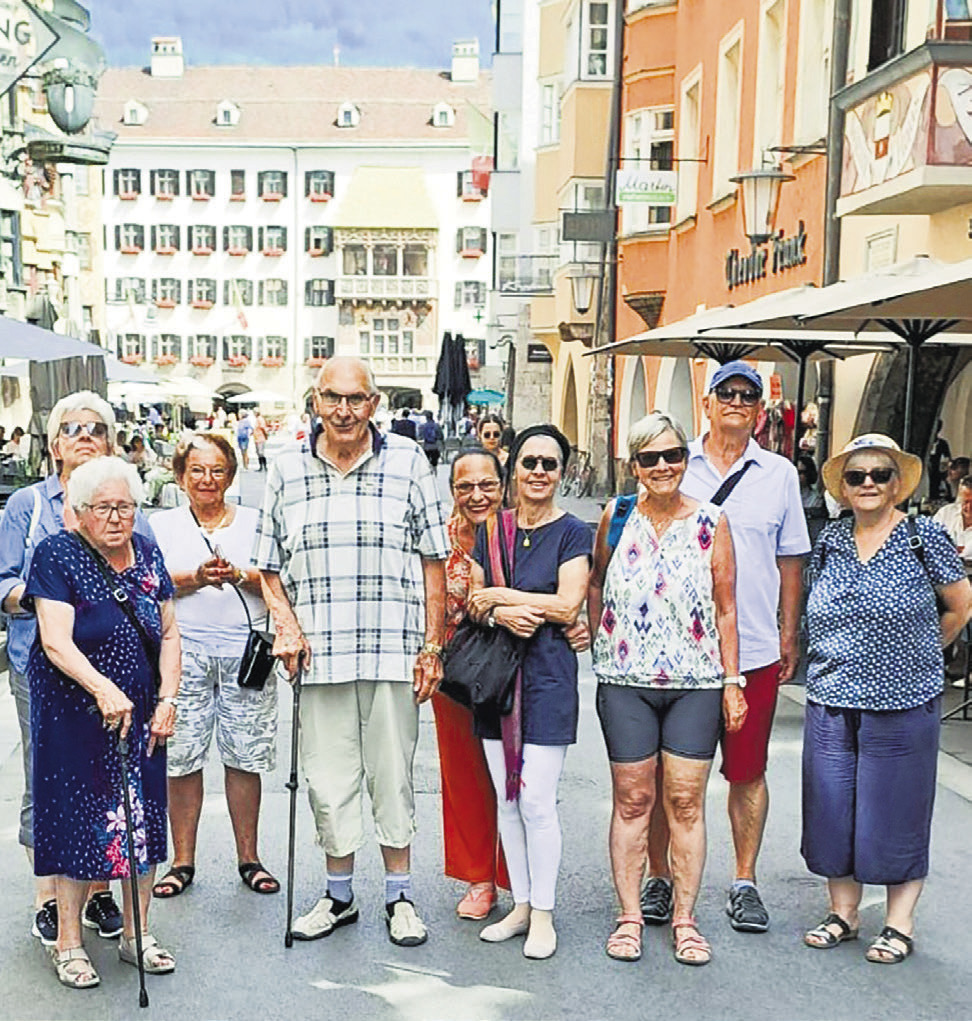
[190,510,276,691]
[441,511,522,713]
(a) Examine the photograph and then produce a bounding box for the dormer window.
[337,102,360,128]
[432,102,455,128]
[123,100,148,126]
[216,100,240,127]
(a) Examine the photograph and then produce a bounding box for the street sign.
[615,168,677,206]
[527,343,553,363]
[0,2,58,99]
[562,210,615,243]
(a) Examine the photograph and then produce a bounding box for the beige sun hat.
[821,433,923,504]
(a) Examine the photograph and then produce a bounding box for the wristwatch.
[159,695,179,707]
[421,641,443,658]
[724,674,747,689]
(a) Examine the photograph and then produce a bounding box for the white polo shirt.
[681,436,811,672]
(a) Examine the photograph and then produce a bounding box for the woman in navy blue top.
[467,425,591,960]
[25,457,181,990]
[802,435,971,965]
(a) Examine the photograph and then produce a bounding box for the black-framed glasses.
[453,479,502,497]
[713,385,761,406]
[633,447,687,468]
[59,421,108,439]
[314,389,372,411]
[843,467,897,487]
[83,501,137,520]
[520,455,560,473]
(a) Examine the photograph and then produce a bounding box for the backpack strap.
[606,494,638,561]
[711,460,755,506]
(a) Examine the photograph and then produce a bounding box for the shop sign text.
[725,220,808,291]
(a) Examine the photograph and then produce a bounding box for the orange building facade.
[613,0,830,457]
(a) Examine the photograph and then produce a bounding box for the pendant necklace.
[197,508,230,535]
[520,514,549,548]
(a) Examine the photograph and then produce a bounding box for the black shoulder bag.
[190,510,276,690]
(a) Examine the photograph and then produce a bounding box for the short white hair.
[67,456,144,511]
[627,411,688,459]
[47,390,117,451]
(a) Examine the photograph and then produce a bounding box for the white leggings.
[482,740,568,911]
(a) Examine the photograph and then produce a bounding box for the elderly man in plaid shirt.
[254,356,448,948]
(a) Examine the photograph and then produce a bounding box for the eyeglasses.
[60,421,108,439]
[713,385,761,406]
[187,466,228,481]
[520,455,560,473]
[314,389,372,411]
[453,479,502,497]
[633,447,687,468]
[842,467,897,487]
[83,501,137,520]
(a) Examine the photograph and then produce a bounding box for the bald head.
[316,356,376,395]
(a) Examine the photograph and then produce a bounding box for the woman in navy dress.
[467,424,592,960]
[26,456,181,989]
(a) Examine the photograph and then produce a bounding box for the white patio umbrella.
[225,389,293,406]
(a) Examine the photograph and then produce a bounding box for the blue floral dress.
[25,531,173,880]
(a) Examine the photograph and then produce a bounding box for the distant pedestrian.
[945,456,970,500]
[236,415,252,471]
[477,414,507,467]
[252,413,268,471]
[928,420,951,499]
[391,408,417,441]
[420,411,443,470]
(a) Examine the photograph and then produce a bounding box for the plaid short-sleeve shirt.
[251,424,448,685]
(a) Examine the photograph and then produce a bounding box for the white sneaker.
[292,894,358,941]
[385,895,428,947]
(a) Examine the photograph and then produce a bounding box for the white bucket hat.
[821,433,922,504]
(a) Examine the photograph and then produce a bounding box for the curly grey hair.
[67,456,144,511]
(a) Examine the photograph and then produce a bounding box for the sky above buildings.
[89,0,494,69]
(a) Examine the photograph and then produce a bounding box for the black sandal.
[239,861,280,895]
[866,925,913,964]
[152,864,195,899]
[804,912,859,949]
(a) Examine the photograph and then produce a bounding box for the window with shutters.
[190,224,216,254]
[224,279,254,305]
[457,227,487,258]
[156,334,181,363]
[115,169,141,199]
[260,335,286,365]
[152,169,179,199]
[306,170,334,201]
[343,245,367,275]
[118,224,144,253]
[154,278,180,307]
[457,170,486,200]
[190,278,216,308]
[260,278,288,306]
[189,334,218,364]
[403,244,428,276]
[258,170,287,200]
[188,169,215,200]
[113,277,146,303]
[119,333,145,362]
[154,224,180,253]
[224,335,252,364]
[225,225,252,254]
[373,245,398,276]
[230,169,246,200]
[305,279,334,306]
[306,226,333,256]
[261,225,287,255]
[305,336,334,363]
[455,281,487,308]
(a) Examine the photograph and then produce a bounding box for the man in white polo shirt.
[640,361,810,934]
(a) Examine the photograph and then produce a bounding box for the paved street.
[1,452,972,1019]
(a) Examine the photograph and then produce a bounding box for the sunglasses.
[842,467,897,487]
[480,430,501,440]
[713,385,761,406]
[59,421,108,439]
[520,455,560,473]
[633,447,687,469]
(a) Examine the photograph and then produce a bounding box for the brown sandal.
[606,914,643,962]
[672,915,711,966]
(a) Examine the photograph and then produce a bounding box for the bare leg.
[662,753,712,922]
[54,876,89,952]
[645,765,672,879]
[727,776,769,881]
[25,849,57,908]
[876,879,924,957]
[608,758,657,919]
[325,853,355,876]
[121,867,158,939]
[225,766,262,864]
[166,771,203,867]
[380,845,410,874]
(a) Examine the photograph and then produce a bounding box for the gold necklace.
[520,513,552,548]
[199,508,231,533]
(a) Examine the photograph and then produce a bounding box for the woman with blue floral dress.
[26,457,181,989]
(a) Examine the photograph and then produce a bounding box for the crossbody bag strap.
[498,508,517,585]
[76,534,161,689]
[711,459,755,507]
[188,507,259,631]
[485,513,507,588]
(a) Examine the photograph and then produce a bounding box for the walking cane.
[117,733,150,1009]
[284,656,304,948]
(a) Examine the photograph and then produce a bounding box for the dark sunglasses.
[713,385,761,406]
[633,447,687,468]
[480,430,501,439]
[59,421,108,439]
[520,455,560,472]
[843,467,897,487]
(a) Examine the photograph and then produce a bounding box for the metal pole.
[284,661,303,948]
[903,338,918,452]
[117,734,149,1008]
[794,351,808,464]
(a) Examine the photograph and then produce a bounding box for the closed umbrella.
[433,331,471,436]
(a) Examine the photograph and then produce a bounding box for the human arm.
[585,503,614,644]
[147,599,180,754]
[712,515,746,733]
[776,555,805,683]
[938,578,972,648]
[0,488,36,615]
[413,557,446,704]
[260,570,311,679]
[468,561,545,637]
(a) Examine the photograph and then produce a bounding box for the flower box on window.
[189,354,214,367]
[459,247,484,259]
[156,193,174,201]
[462,191,484,203]
[190,298,214,309]
[155,245,177,255]
[191,246,213,256]
[155,298,176,309]
[305,356,326,368]
[309,192,332,203]
[261,356,285,368]
[227,354,249,368]
[227,246,248,256]
[154,353,178,366]
[308,248,327,258]
[120,244,141,255]
[261,192,283,202]
[229,193,246,202]
[191,193,210,202]
[262,247,284,257]
[120,353,143,365]
[119,191,138,201]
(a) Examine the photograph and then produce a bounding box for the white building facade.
[96,38,492,409]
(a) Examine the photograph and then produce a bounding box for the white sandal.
[119,933,176,974]
[51,946,100,988]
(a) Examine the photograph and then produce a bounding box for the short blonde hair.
[67,456,144,511]
[47,390,116,451]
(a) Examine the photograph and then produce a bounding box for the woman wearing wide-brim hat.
[802,434,972,964]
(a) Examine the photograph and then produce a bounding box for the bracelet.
[421,641,443,658]
[723,674,747,689]
[159,695,178,707]
[234,568,245,586]
[487,611,496,629]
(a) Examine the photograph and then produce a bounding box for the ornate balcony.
[335,276,434,300]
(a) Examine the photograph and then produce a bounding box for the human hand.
[273,629,311,681]
[467,587,503,620]
[495,605,544,638]
[723,685,748,733]
[564,619,591,652]
[195,556,235,589]
[95,681,135,739]
[778,633,799,684]
[412,650,443,704]
[147,701,176,756]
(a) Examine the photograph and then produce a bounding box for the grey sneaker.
[386,895,428,947]
[292,894,358,941]
[82,891,123,939]
[31,899,58,946]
